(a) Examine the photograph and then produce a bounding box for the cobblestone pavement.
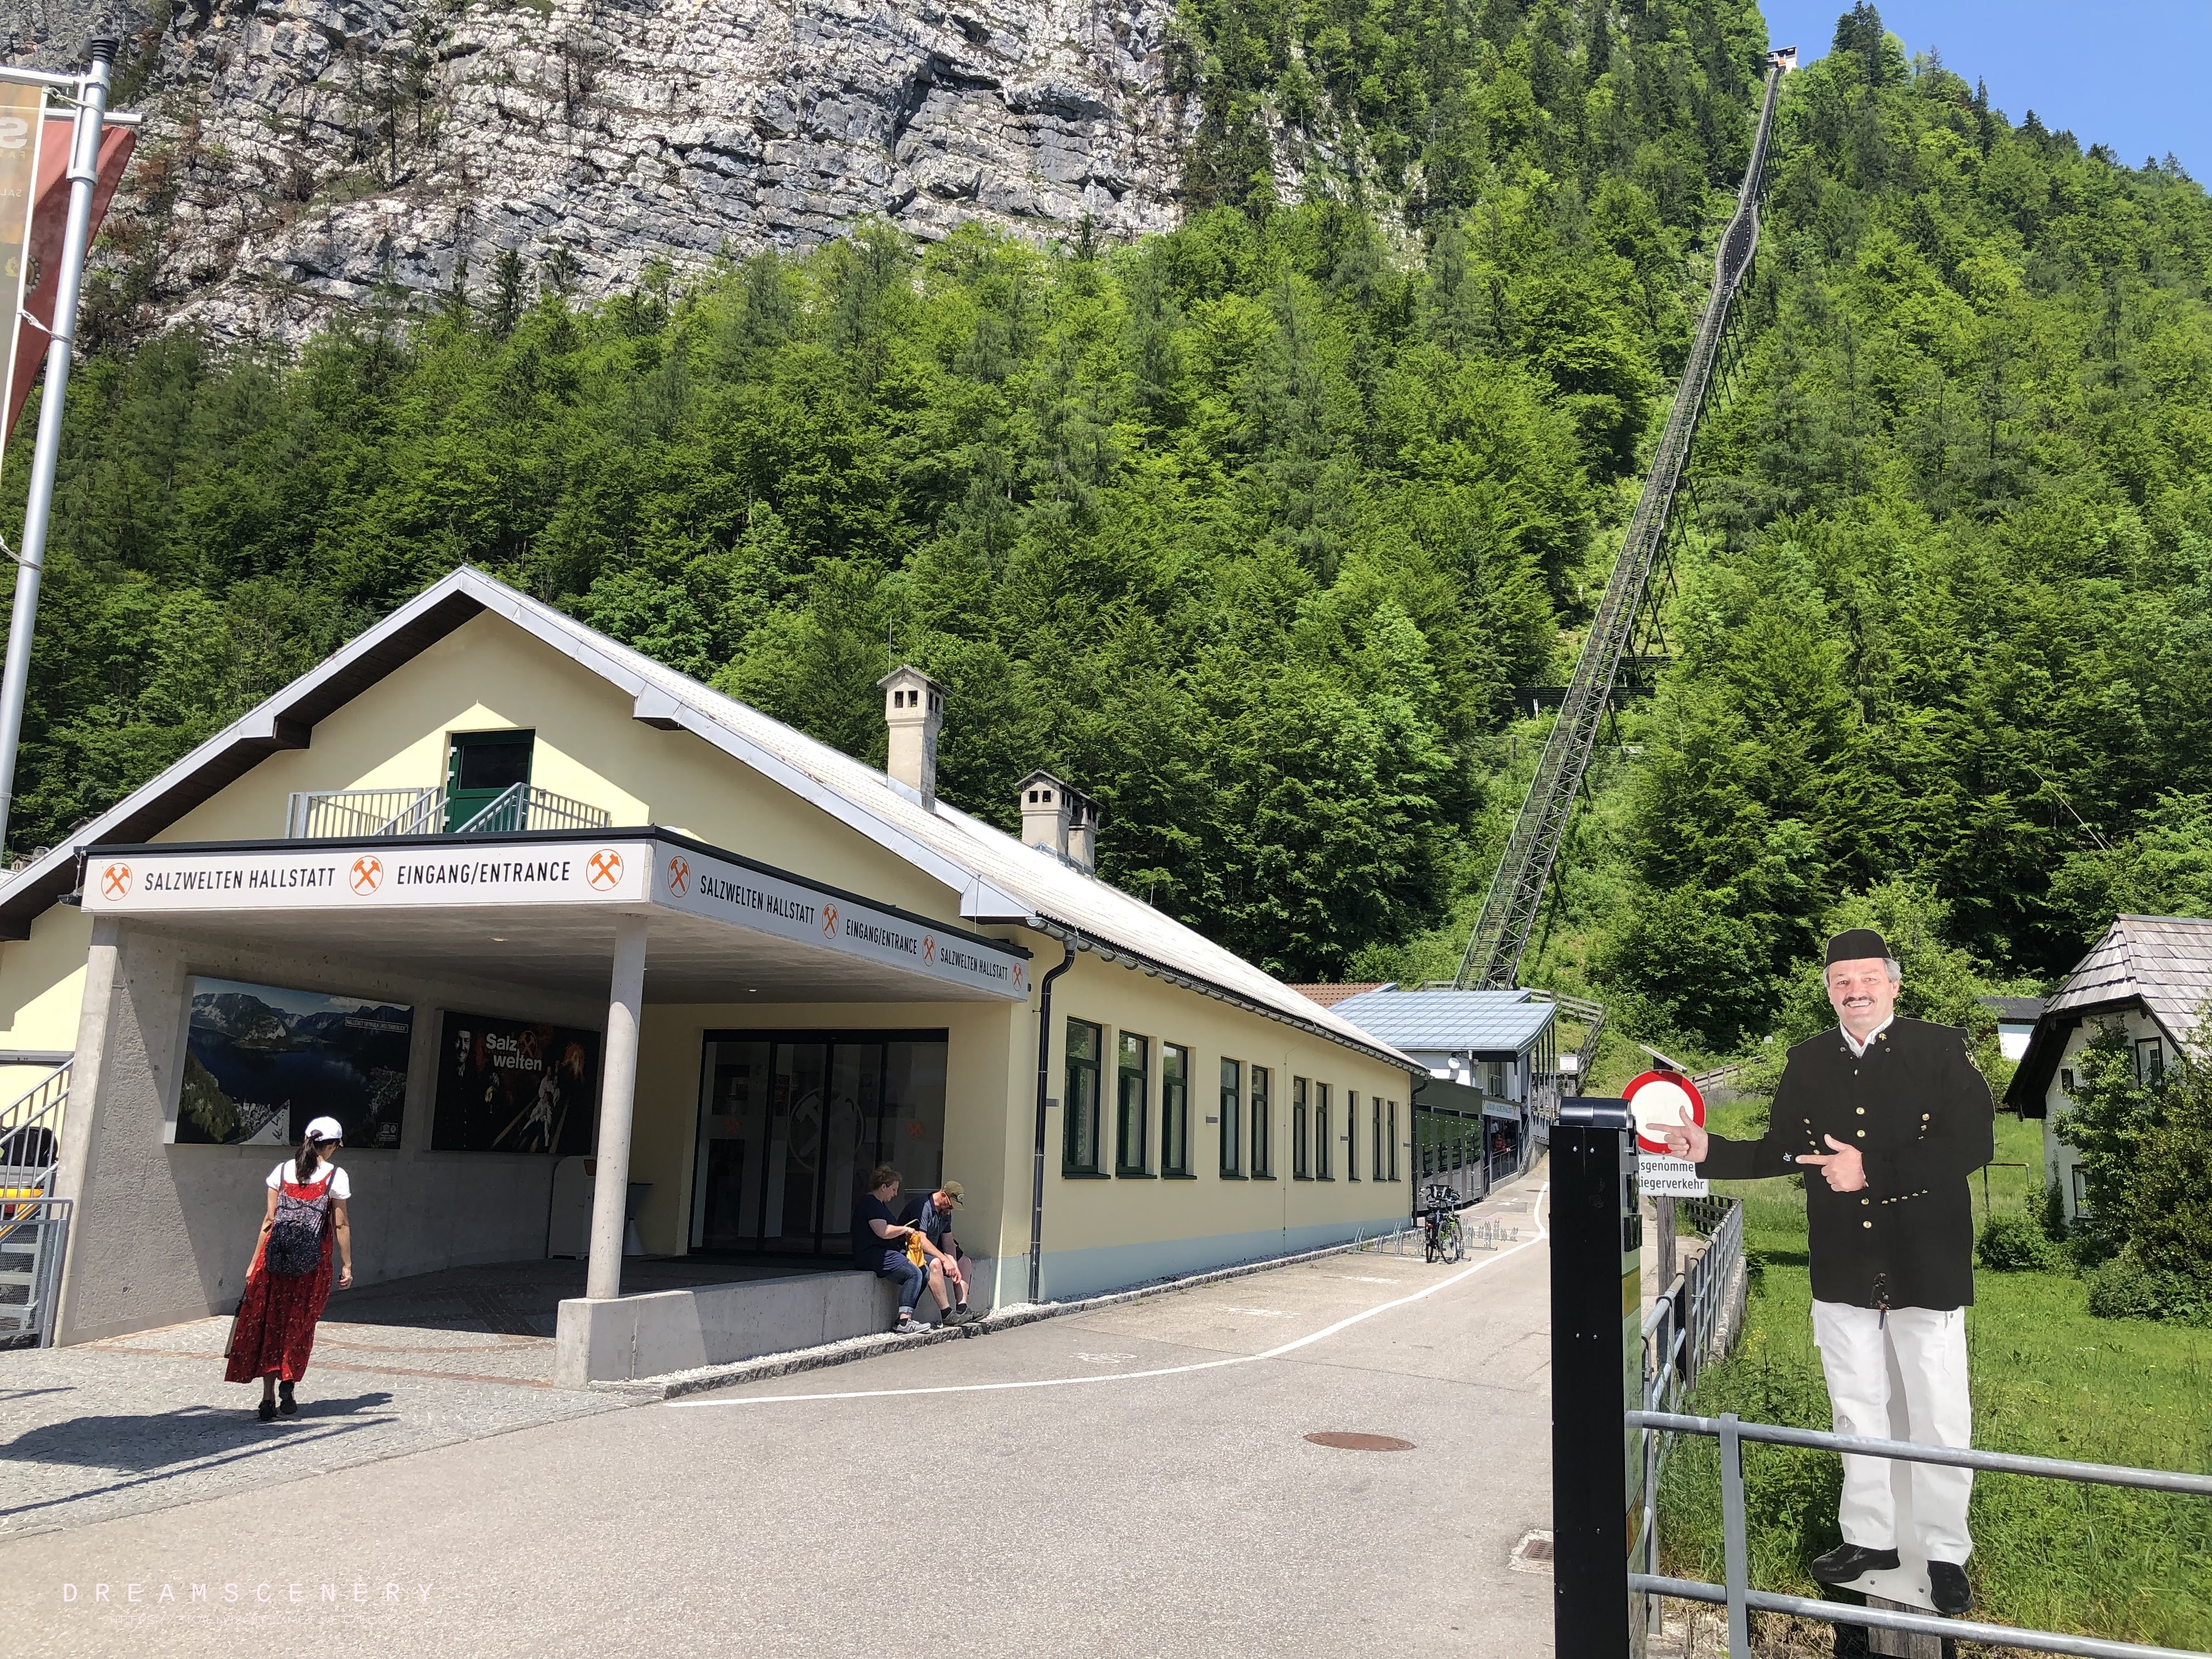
[0,1316,620,1539]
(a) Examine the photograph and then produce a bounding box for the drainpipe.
[1028,932,1077,1305]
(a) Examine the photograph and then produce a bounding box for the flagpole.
[0,38,111,863]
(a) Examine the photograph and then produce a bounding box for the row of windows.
[1063,1018,1401,1183]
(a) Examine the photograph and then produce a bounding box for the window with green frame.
[1346,1091,1359,1180]
[1218,1058,1243,1176]
[1161,1043,1190,1176]
[1315,1082,1333,1179]
[1251,1068,1273,1177]
[1389,1100,1400,1182]
[1291,1076,1310,1178]
[1372,1096,1384,1181]
[1116,1031,1150,1176]
[1064,1018,1103,1175]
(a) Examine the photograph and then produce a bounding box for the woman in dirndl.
[226,1114,354,1420]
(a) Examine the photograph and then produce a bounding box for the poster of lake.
[177,977,413,1148]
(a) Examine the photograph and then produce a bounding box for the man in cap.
[899,1181,979,1325]
[1661,928,1993,1617]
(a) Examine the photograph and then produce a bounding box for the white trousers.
[1810,1301,1973,1564]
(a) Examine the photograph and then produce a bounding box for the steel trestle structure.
[1457,56,1787,991]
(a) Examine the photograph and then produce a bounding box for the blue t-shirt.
[899,1194,956,1251]
[853,1194,900,1266]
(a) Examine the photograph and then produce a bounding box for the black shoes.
[1809,1543,1899,1585]
[277,1381,297,1417]
[257,1397,276,1422]
[1928,1560,1973,1616]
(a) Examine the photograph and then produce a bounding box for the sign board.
[84,837,1030,1002]
[1625,1068,1708,1199]
[432,1011,599,1154]
[176,975,411,1148]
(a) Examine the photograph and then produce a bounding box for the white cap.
[303,1115,345,1144]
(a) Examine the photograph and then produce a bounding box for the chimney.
[1018,770,1070,859]
[1065,794,1101,876]
[878,665,945,805]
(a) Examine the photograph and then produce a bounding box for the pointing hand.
[1797,1133,1867,1192]
[1659,1104,1707,1164]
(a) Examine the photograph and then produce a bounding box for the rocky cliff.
[1,0,1195,338]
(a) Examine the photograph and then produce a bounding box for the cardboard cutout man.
[1662,928,1993,1617]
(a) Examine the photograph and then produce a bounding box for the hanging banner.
[4,113,134,451]
[0,86,44,473]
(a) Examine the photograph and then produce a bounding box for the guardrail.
[285,785,613,838]
[0,1059,68,1192]
[1627,1408,2212,1659]
[451,783,614,835]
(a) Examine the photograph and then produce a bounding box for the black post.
[1551,1098,1642,1659]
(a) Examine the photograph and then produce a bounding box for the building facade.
[0,569,1417,1378]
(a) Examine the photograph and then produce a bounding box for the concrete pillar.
[585,912,648,1302]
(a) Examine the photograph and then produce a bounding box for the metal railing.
[450,783,612,835]
[285,785,612,839]
[1629,1409,2212,1659]
[0,1194,71,1347]
[286,786,443,838]
[0,1059,70,1195]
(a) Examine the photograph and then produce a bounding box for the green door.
[444,730,534,832]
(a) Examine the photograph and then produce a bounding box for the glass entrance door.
[690,1029,948,1258]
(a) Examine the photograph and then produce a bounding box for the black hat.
[1824,928,1891,966]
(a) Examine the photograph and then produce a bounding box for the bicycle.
[1421,1185,1465,1264]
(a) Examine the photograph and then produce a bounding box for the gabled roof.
[1,567,1410,1070]
[2006,913,2212,1111]
[1329,987,1556,1057]
[1979,996,2046,1023]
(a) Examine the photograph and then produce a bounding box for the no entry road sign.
[1625,1070,1708,1197]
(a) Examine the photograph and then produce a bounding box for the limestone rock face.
[1,0,1194,338]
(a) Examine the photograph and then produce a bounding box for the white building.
[2006,915,2212,1222]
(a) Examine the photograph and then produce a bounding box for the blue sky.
[1758,2,2210,174]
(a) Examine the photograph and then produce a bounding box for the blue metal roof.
[1327,988,1556,1057]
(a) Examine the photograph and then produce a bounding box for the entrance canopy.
[78,827,1031,1001]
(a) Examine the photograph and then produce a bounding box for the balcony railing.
[284,786,612,840]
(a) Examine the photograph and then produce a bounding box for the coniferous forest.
[13,1,2212,1058]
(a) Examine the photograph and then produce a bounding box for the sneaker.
[941,1307,973,1327]
[893,1313,920,1335]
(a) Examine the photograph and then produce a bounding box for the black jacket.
[1696,1017,1994,1311]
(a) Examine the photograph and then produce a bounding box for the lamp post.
[0,38,116,860]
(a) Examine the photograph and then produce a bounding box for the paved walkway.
[2,1173,1556,1657]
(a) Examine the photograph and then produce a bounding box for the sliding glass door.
[690,1029,949,1257]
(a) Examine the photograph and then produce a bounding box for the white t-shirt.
[267,1159,350,1200]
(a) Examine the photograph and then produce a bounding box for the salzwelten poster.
[177,978,413,1147]
[431,1012,599,1154]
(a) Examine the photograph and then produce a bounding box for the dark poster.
[432,1013,599,1154]
[178,977,413,1148]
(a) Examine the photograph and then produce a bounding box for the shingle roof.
[2,568,1413,1071]
[1327,988,1556,1056]
[1283,982,1391,1008]
[1979,996,2046,1023]
[2044,914,2212,1052]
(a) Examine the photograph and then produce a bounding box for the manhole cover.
[1305,1431,1415,1452]
[1510,1530,1555,1572]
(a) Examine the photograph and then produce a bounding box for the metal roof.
[0,568,1414,1071]
[2006,914,2212,1111]
[1978,995,2046,1023]
[1327,988,1556,1057]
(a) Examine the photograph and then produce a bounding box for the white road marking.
[670,1183,1550,1410]
[1073,1353,1139,1363]
[1219,1307,1289,1318]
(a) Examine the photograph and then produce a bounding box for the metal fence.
[0,1195,71,1347]
[1627,1408,2212,1659]
[285,785,612,838]
[0,1059,69,1190]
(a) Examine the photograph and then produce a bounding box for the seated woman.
[852,1165,955,1334]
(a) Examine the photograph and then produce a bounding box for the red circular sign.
[1624,1070,1705,1155]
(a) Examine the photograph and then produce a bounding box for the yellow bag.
[905,1229,928,1267]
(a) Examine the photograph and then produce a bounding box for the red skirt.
[224,1224,334,1384]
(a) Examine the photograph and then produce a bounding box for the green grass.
[1658,1103,2212,1650]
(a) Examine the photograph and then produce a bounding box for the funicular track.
[1456,55,1788,992]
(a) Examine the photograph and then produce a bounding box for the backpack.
[266,1179,331,1278]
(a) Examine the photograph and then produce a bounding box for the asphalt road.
[3,1180,1555,1659]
